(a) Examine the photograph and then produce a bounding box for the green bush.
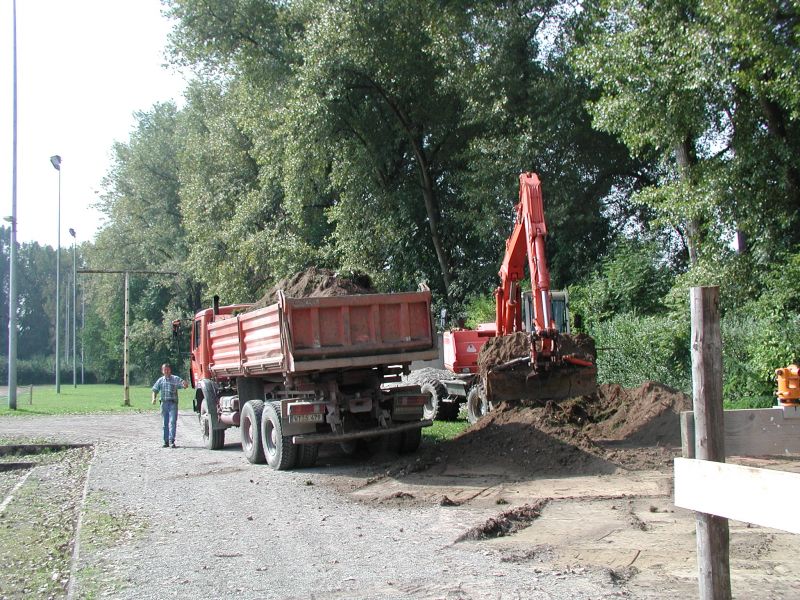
[570,240,672,329]
[589,313,691,392]
[463,293,496,329]
[720,312,800,408]
[0,355,98,385]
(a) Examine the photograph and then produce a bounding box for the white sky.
[0,0,188,248]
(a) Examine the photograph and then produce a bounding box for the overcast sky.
[0,0,188,248]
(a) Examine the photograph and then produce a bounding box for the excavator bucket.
[479,331,598,404]
[485,363,598,403]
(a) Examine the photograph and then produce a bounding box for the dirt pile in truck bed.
[253,267,375,308]
[433,381,691,476]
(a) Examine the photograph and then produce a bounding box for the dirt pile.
[436,381,690,476]
[578,381,692,446]
[253,267,375,308]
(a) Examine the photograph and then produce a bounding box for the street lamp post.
[8,0,19,410]
[69,228,76,387]
[50,154,61,394]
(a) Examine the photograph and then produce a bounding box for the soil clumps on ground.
[432,381,691,476]
[253,267,375,308]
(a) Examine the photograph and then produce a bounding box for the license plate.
[289,414,323,423]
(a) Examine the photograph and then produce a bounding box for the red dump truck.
[187,288,438,470]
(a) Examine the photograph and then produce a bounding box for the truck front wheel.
[466,384,489,425]
[241,400,266,464]
[420,381,445,421]
[261,401,297,470]
[200,400,225,450]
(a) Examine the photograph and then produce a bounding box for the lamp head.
[50,155,62,171]
[69,228,76,238]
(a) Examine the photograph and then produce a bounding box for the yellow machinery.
[775,364,800,405]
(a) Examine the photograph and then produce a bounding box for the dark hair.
[162,363,172,369]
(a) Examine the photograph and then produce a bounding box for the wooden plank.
[689,286,731,600]
[681,407,800,457]
[674,457,800,534]
[681,410,696,458]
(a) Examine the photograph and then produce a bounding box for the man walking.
[152,363,188,448]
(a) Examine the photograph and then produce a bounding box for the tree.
[90,103,204,382]
[572,0,800,268]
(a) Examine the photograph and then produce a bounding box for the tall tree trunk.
[367,76,453,301]
[675,138,701,266]
[410,140,452,301]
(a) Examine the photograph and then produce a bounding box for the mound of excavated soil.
[434,381,690,476]
[577,381,692,446]
[253,267,375,308]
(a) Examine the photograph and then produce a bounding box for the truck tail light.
[287,402,325,416]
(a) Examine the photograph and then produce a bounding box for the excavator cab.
[522,290,570,335]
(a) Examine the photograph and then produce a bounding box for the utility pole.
[78,269,177,406]
[70,228,76,387]
[81,293,85,384]
[8,0,19,410]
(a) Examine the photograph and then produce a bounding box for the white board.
[674,457,800,534]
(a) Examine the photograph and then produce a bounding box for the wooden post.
[123,272,130,407]
[690,286,731,600]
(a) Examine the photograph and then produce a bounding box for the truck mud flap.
[198,379,224,430]
[291,420,433,445]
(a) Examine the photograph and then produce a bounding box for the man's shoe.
[162,442,169,448]
[170,442,177,448]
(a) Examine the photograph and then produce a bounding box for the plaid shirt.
[152,374,184,403]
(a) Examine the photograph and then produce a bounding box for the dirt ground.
[346,380,800,599]
[1,379,799,598]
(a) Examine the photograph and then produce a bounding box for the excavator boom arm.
[495,172,553,337]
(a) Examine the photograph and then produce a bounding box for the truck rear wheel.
[398,427,422,453]
[200,400,225,450]
[296,444,319,468]
[241,400,266,464]
[466,384,489,424]
[261,401,297,470]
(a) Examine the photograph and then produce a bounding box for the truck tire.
[466,384,489,425]
[398,427,422,454]
[261,401,297,470]
[420,381,447,421]
[438,400,461,422]
[200,400,225,450]
[241,400,266,464]
[296,444,319,469]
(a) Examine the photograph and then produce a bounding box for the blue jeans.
[161,400,178,444]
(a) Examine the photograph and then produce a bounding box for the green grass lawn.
[0,385,194,417]
[423,416,470,443]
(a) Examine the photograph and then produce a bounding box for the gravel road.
[0,411,631,599]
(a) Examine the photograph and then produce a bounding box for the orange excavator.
[422,173,597,423]
[461,173,598,421]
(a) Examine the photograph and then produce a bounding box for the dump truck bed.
[207,291,437,377]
